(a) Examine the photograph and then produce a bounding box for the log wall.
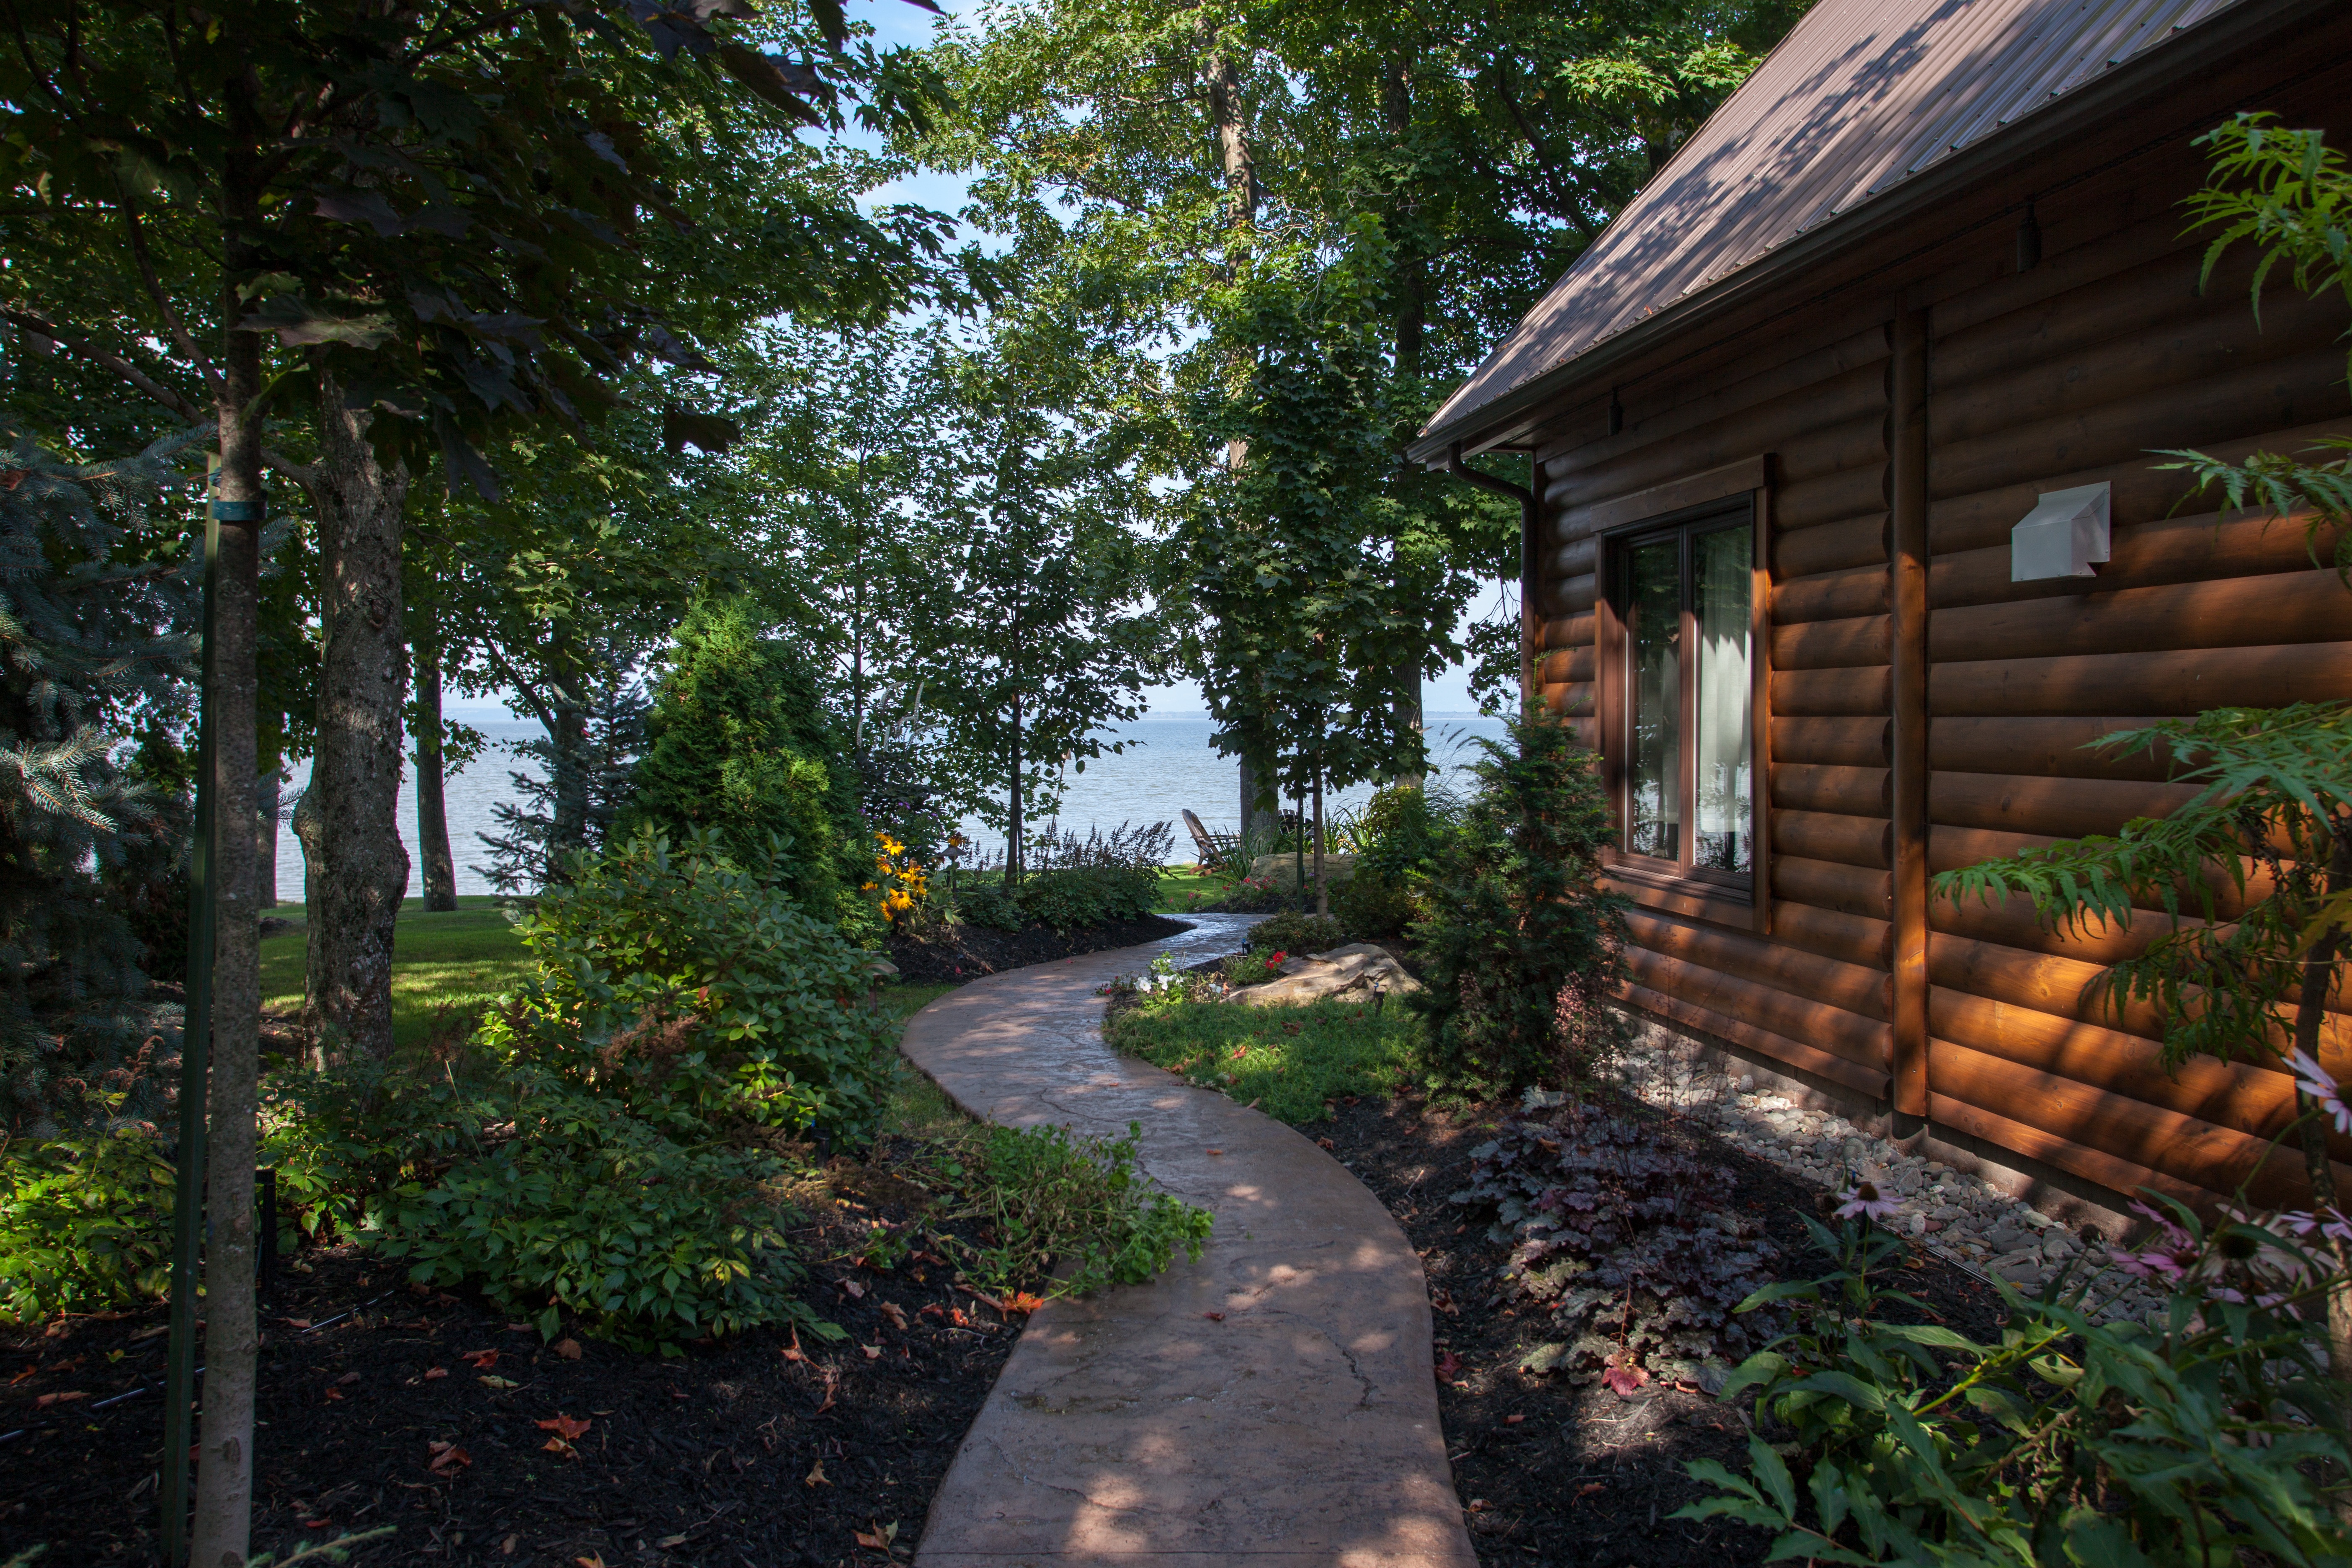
[1521,142,2352,1210]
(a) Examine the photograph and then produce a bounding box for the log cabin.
[1408,0,2352,1219]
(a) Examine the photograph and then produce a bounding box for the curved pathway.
[901,918,1478,1568]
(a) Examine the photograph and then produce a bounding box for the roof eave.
[1406,0,2328,469]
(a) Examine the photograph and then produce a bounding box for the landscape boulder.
[1227,941,1421,1007]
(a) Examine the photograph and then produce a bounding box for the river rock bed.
[1602,1016,2169,1325]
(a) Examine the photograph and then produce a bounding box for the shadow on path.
[902,916,1478,1567]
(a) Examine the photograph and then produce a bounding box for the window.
[1609,500,1755,892]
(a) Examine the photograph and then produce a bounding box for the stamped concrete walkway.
[900,917,1478,1568]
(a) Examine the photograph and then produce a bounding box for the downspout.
[1442,441,1539,713]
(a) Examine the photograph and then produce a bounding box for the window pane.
[1626,539,1680,860]
[1694,526,1752,874]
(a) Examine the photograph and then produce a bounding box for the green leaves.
[1679,1204,2352,1566]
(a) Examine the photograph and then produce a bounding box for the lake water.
[273,711,1511,901]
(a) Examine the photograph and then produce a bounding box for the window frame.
[1594,485,1772,930]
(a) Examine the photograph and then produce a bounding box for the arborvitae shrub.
[621,600,863,931]
[1407,714,1625,1097]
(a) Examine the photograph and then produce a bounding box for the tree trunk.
[1312,764,1327,918]
[1007,687,1024,884]
[414,630,457,912]
[186,230,266,1568]
[297,367,410,1062]
[550,691,589,871]
[1392,658,1424,790]
[255,763,281,910]
[2294,824,2352,1427]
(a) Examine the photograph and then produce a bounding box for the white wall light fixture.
[2010,481,2111,581]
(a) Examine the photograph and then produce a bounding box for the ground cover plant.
[1315,1084,2008,1567]
[1105,968,1419,1123]
[1451,1097,1789,1385]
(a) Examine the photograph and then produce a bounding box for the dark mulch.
[1,1137,1026,1568]
[1319,1088,2009,1568]
[885,914,1189,985]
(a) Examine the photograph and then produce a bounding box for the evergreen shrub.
[1407,714,1624,1097]
[622,600,863,932]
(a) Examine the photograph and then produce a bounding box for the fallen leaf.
[423,1367,449,1380]
[335,1372,360,1387]
[1577,1482,1606,1498]
[655,1537,688,1550]
[459,1349,498,1369]
[281,1318,313,1330]
[781,1328,806,1363]
[536,1414,592,1441]
[1205,1148,1223,1156]
[35,1390,86,1408]
[1315,1137,1335,1149]
[861,1344,882,1360]
[426,1441,472,1474]
[1003,1291,1044,1316]
[1434,1351,1462,1378]
[1202,1312,1224,1322]
[877,1302,908,1332]
[854,1530,887,1550]
[839,1278,867,1300]
[542,1436,577,1457]
[804,1459,830,1487]
[501,1534,518,1555]
[1599,1362,1650,1399]
[575,1556,606,1568]
[479,1375,519,1390]
[552,1338,583,1361]
[323,1387,344,1402]
[1503,1413,1524,1425]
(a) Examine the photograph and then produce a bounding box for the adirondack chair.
[1181,809,1239,872]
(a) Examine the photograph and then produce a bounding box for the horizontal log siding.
[1533,322,1893,1100]
[1919,213,2352,1204]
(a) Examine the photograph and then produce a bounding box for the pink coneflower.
[2287,1049,2352,1137]
[1834,1179,1901,1223]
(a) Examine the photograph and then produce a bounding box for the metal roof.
[1420,0,2249,448]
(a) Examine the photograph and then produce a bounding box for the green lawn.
[1105,994,1420,1124]
[1152,867,1229,912]
[259,896,534,1051]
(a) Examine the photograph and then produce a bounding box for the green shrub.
[0,1126,175,1324]
[944,1119,1212,1297]
[1682,1196,2352,1564]
[485,828,900,1142]
[1018,865,1157,932]
[1246,908,1346,956]
[1408,714,1624,1097]
[1329,864,1417,938]
[368,1073,819,1352]
[953,879,1026,931]
[621,600,864,932]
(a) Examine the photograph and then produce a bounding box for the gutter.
[1440,442,1539,711]
[1405,0,2341,466]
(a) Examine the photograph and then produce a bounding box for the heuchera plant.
[1452,1100,1787,1376]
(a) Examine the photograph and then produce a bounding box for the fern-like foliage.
[2155,116,2352,578]
[0,417,203,1130]
[1932,705,2352,1072]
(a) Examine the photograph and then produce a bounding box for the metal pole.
[161,493,233,1565]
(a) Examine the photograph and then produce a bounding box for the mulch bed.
[886,914,1189,985]
[2,1136,1028,1568]
[1318,1088,2010,1568]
